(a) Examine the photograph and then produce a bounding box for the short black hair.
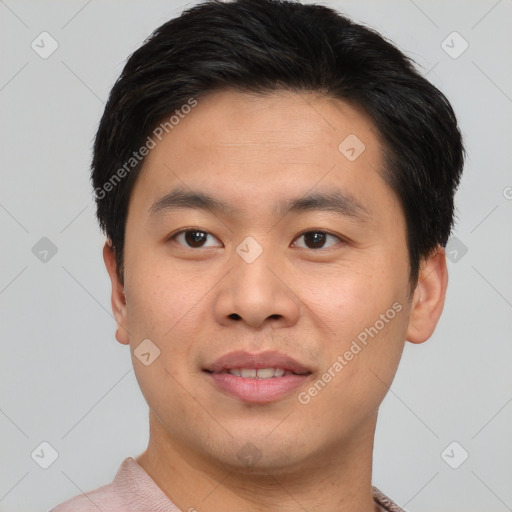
[92,0,464,291]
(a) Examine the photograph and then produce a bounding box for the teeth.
[256,368,274,379]
[228,368,290,379]
[240,368,257,378]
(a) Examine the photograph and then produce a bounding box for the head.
[94,0,464,472]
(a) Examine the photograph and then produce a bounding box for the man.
[51,0,464,510]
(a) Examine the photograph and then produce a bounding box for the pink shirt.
[50,457,405,512]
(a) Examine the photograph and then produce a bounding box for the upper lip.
[204,350,312,375]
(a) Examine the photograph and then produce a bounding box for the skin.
[103,89,448,512]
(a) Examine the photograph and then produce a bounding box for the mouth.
[203,350,313,403]
[206,367,306,378]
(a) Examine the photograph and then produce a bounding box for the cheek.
[124,263,203,414]
[125,250,204,337]
[124,253,221,398]
[303,261,400,336]
[303,258,410,379]
[300,295,409,432]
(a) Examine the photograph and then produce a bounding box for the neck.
[136,410,379,512]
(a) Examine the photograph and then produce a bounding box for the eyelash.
[167,228,346,250]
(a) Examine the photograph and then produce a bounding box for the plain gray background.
[1,1,511,511]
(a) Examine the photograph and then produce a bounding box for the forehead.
[130,88,395,221]
[176,88,379,156]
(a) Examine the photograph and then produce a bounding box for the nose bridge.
[231,235,279,301]
[213,234,300,328]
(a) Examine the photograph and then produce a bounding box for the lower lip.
[206,372,310,403]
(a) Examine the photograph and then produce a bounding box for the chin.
[199,435,313,475]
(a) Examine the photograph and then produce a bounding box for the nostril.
[229,313,241,320]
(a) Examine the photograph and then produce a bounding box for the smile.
[219,368,297,378]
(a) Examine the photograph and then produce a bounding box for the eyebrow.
[149,186,370,222]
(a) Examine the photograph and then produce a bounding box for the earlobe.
[406,245,448,344]
[102,241,130,345]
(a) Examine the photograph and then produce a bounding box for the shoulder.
[372,487,406,512]
[49,480,122,512]
[49,458,135,512]
[49,485,119,511]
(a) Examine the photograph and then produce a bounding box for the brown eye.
[171,230,222,248]
[293,231,341,249]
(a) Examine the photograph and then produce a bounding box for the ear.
[406,245,448,344]
[103,240,130,345]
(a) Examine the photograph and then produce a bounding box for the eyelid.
[168,227,347,250]
[168,228,223,247]
[291,229,345,249]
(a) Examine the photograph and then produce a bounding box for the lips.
[203,350,312,375]
[203,350,313,403]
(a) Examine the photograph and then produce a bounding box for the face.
[105,89,446,472]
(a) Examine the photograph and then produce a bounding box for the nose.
[212,243,300,330]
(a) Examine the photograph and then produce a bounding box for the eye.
[292,230,343,250]
[170,229,222,249]
[169,229,344,250]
